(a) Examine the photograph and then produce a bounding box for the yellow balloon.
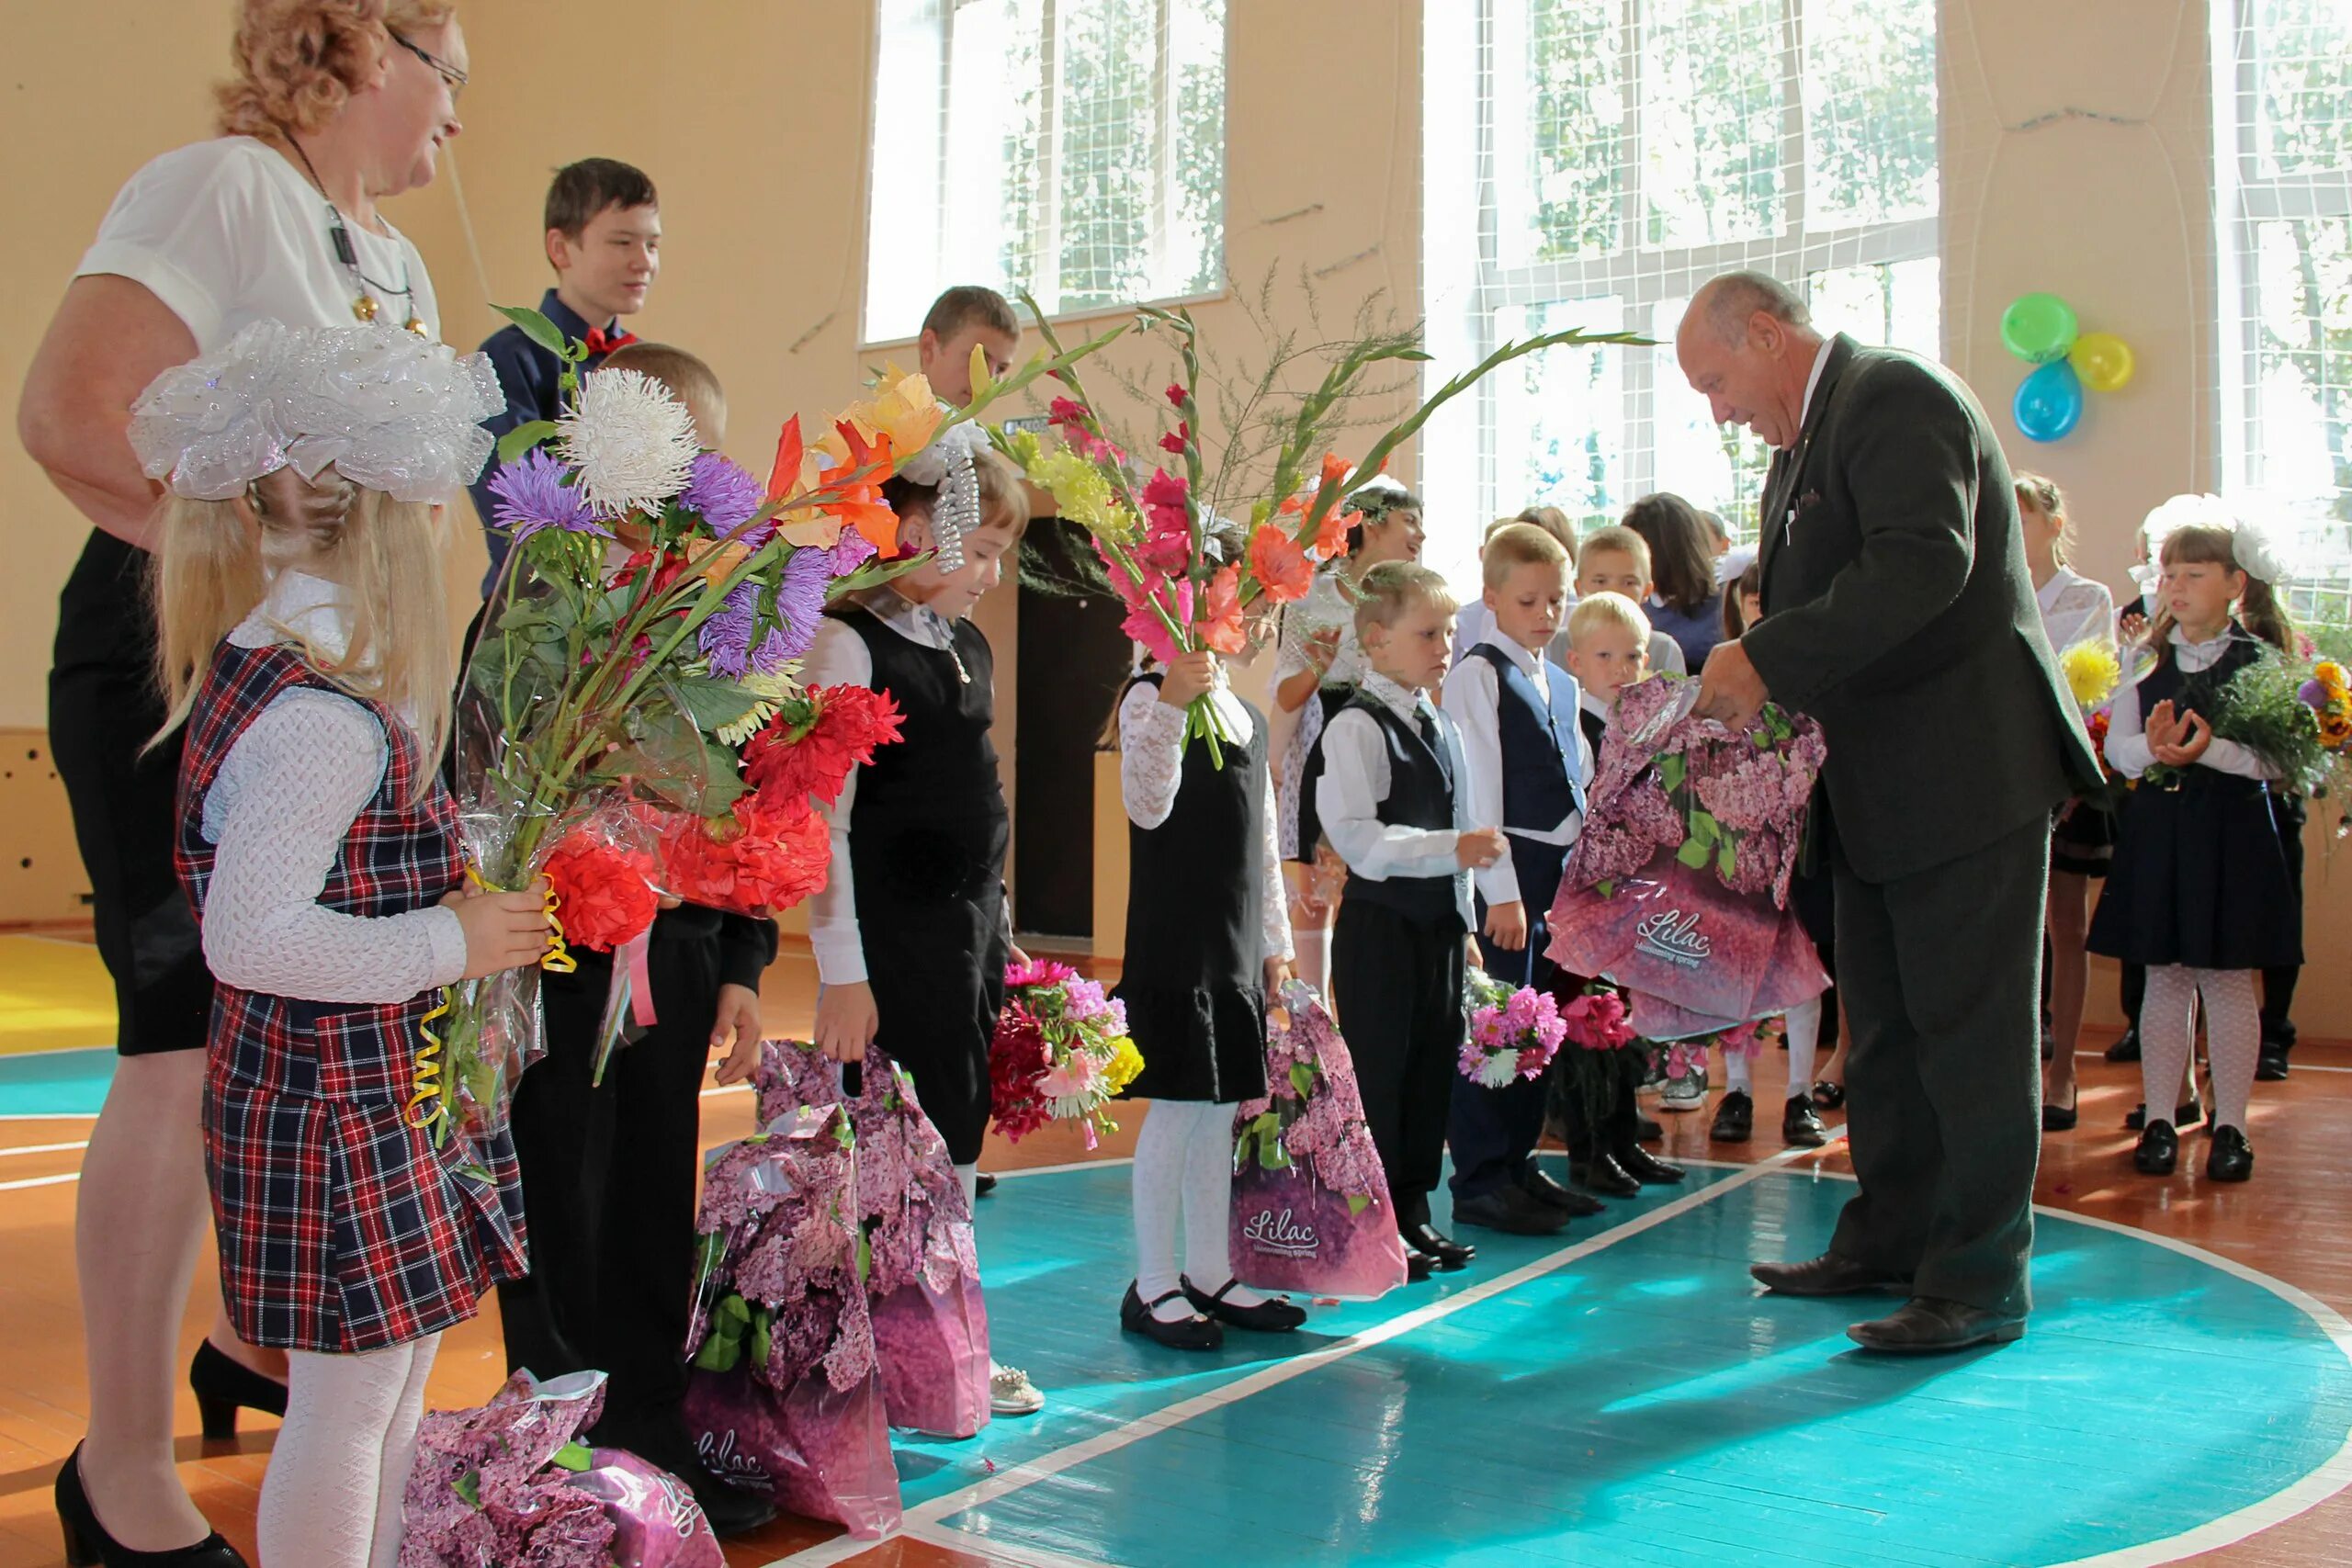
[2070,332,2136,393]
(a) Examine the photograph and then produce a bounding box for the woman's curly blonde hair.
[215,0,457,139]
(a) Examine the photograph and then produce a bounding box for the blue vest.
[1464,643,1588,830]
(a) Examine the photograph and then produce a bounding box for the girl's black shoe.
[1121,1282,1223,1350]
[2133,1120,2180,1176]
[2041,1097,2078,1133]
[189,1339,287,1440]
[2206,1125,2255,1182]
[1182,1275,1307,1332]
[55,1443,248,1567]
[1812,1079,1846,1111]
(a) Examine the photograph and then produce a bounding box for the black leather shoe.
[2206,1124,2255,1182]
[1571,1153,1641,1198]
[1751,1253,1910,1296]
[590,1406,778,1538]
[1521,1167,1605,1216]
[2256,1049,2290,1083]
[2105,1029,2142,1063]
[975,1171,998,1197]
[1848,1296,2025,1354]
[1710,1089,1754,1143]
[1781,1096,1829,1147]
[1812,1079,1846,1111]
[2126,1099,2201,1132]
[1401,1222,1474,1269]
[1182,1274,1306,1331]
[1453,1186,1573,1236]
[2041,1099,2078,1133]
[1635,1113,1664,1143]
[189,1338,287,1440]
[1404,1247,1434,1281]
[1120,1282,1223,1349]
[1616,1145,1687,1185]
[56,1442,248,1567]
[2133,1120,2180,1176]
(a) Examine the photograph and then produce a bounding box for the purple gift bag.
[570,1449,724,1568]
[683,1363,900,1541]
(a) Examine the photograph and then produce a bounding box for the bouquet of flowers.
[755,1040,991,1439]
[1550,980,1647,1148]
[2057,637,2131,814]
[1228,981,1407,1300]
[680,1104,898,1539]
[399,1370,722,1568]
[435,308,1107,1136]
[987,959,1144,1147]
[1459,968,1566,1089]
[1013,293,1643,763]
[1549,677,1831,1040]
[2155,649,2352,800]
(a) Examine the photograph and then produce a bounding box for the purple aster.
[681,451,766,539]
[772,546,832,662]
[698,581,758,679]
[484,448,610,542]
[748,626,792,676]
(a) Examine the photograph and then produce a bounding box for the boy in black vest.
[1318,563,1509,1279]
[470,157,662,597]
[1440,525,1599,1235]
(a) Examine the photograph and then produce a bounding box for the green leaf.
[1676,837,1713,870]
[672,674,762,735]
[1658,753,1687,794]
[1347,1192,1373,1216]
[495,419,561,466]
[452,1470,481,1509]
[1262,1138,1293,1170]
[751,1305,774,1368]
[1688,811,1719,848]
[550,1440,593,1473]
[1597,879,1616,898]
[492,304,571,358]
[1718,840,1738,879]
[1288,1062,1317,1100]
[854,1232,872,1284]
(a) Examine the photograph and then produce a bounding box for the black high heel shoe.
[55,1443,247,1567]
[189,1339,287,1440]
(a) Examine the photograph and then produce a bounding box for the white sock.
[368,1334,437,1568]
[2143,964,2199,1127]
[956,1161,978,1213]
[1182,1102,1266,1308]
[2194,968,2261,1134]
[1724,1047,1753,1094]
[1784,997,1823,1102]
[1292,921,1330,998]
[261,1338,430,1568]
[1131,1102,1193,1321]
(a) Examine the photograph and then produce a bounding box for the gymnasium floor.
[1,932,2347,1566]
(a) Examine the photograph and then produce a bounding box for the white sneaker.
[989,1362,1045,1416]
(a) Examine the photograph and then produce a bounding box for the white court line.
[0,1171,81,1193]
[904,1519,1122,1568]
[0,1140,88,1158]
[766,1136,1841,1568]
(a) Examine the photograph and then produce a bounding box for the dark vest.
[1120,674,1265,994]
[1339,694,1463,926]
[1464,643,1588,829]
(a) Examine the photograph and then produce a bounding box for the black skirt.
[1117,982,1268,1104]
[2051,796,2116,878]
[2087,771,2301,971]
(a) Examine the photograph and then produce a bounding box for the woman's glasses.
[389,31,467,99]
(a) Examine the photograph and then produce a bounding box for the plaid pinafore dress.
[176,642,529,1353]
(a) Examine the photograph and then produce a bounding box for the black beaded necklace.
[278,130,425,335]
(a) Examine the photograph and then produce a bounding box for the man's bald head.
[1690,272,1814,345]
[1676,272,1824,450]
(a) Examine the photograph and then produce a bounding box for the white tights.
[1131,1100,1261,1322]
[2143,965,2260,1134]
[258,1334,439,1568]
[1724,997,1823,1101]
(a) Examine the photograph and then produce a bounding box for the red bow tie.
[583,326,638,357]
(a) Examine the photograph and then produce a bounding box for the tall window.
[1422,0,1939,570]
[2215,0,2352,634]
[864,0,1227,344]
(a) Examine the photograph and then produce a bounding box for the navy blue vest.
[1464,643,1588,830]
[1339,694,1464,927]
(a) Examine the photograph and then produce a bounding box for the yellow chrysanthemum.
[2061,638,2121,711]
[1101,1036,1145,1095]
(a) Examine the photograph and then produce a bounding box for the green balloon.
[2001,293,2079,364]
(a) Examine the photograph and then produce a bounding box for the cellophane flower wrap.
[680,1103,899,1539]
[1013,294,1643,765]
[755,1040,990,1439]
[988,959,1143,1148]
[2149,649,2352,837]
[1547,677,1830,1040]
[1227,981,1408,1301]
[1459,967,1566,1089]
[437,309,1107,1140]
[398,1369,721,1568]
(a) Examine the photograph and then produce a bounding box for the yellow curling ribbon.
[464,864,576,975]
[408,988,452,1133]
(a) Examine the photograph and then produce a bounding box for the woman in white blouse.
[2018,474,2116,1130]
[18,5,467,1557]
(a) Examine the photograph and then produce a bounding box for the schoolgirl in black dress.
[1114,648,1307,1349]
[2088,520,2302,1184]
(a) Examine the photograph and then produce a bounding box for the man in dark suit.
[1679,272,2100,1353]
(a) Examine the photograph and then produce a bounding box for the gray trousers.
[1827,814,2050,1316]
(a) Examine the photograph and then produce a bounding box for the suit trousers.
[1450,835,1565,1201]
[1826,814,2049,1317]
[1333,898,1466,1230]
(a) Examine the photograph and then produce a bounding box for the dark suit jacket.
[1740,334,2101,884]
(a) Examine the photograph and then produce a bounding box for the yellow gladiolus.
[2061,638,2121,710]
[1029,448,1136,543]
[821,363,944,468]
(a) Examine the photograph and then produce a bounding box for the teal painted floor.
[0,1045,111,1119]
[826,1156,2352,1568]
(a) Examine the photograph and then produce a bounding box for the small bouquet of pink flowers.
[987,960,1144,1147]
[1550,980,1649,1144]
[1459,969,1567,1089]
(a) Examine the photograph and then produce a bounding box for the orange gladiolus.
[1248,524,1314,604]
[1315,506,1359,558]
[1198,563,1247,654]
[823,421,901,557]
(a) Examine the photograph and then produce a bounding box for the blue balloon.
[2014,360,2084,442]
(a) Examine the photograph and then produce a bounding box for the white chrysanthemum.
[1475,1051,1520,1089]
[557,367,699,519]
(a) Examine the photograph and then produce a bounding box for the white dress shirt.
[1116,670,1293,963]
[1317,671,1476,931]
[1441,632,1592,908]
[1797,337,1836,440]
[2103,626,2279,782]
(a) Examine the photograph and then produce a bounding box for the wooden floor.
[0,940,2346,1566]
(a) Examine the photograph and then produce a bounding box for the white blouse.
[76,136,441,350]
[2104,626,2279,783]
[1274,571,1370,691]
[2036,567,2117,664]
